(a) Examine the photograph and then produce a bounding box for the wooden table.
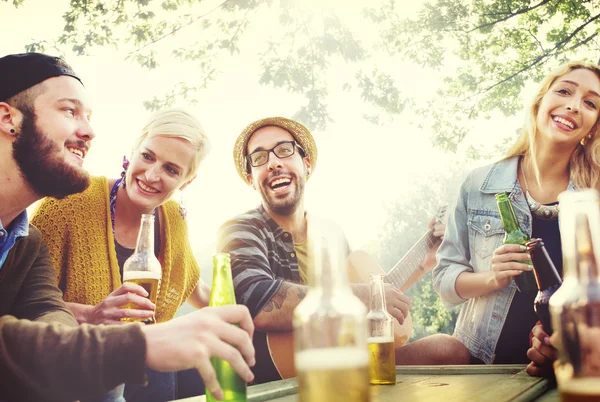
[173,365,555,402]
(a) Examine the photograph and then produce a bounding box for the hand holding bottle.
[489,244,532,290]
[82,282,156,324]
[143,304,255,401]
[526,323,556,377]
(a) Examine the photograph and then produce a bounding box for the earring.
[581,133,594,146]
[9,128,15,134]
[121,156,130,189]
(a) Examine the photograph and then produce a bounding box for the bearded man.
[0,53,255,402]
[218,117,471,383]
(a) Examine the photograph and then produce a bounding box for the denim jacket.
[432,156,575,363]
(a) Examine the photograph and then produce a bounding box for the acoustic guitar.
[265,206,448,379]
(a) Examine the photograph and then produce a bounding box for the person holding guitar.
[217,116,471,383]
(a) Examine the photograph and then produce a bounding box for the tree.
[366,0,600,151]
[371,163,469,339]
[5,0,408,131]
[6,0,598,150]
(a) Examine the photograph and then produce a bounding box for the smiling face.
[536,68,600,148]
[125,135,195,210]
[246,125,311,216]
[12,75,94,198]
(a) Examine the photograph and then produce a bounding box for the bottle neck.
[530,244,562,290]
[497,199,521,234]
[134,214,155,254]
[576,214,600,284]
[558,191,600,284]
[369,275,386,312]
[313,253,348,296]
[210,253,235,306]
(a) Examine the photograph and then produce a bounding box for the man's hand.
[352,282,410,325]
[526,323,557,377]
[421,216,446,271]
[384,283,411,324]
[75,282,155,324]
[143,304,255,401]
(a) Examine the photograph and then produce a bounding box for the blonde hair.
[506,61,600,191]
[134,108,211,179]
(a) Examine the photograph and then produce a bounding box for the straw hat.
[233,117,318,182]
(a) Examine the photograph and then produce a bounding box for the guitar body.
[266,251,414,380]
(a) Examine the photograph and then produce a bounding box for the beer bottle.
[122,213,162,323]
[550,189,597,398]
[495,192,537,293]
[293,222,370,402]
[366,274,395,385]
[206,253,247,402]
[526,238,562,335]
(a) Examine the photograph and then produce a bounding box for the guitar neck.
[384,229,437,289]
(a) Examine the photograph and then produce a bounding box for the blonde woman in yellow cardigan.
[32,107,212,402]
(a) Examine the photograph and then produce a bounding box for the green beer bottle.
[495,192,537,293]
[206,253,247,402]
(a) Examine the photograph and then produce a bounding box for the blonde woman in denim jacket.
[434,61,600,376]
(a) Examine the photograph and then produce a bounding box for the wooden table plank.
[171,365,553,402]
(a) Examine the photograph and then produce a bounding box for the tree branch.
[224,7,253,51]
[463,13,600,101]
[528,29,546,54]
[566,32,598,52]
[127,0,230,57]
[467,0,551,33]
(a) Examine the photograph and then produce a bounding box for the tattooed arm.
[253,281,308,331]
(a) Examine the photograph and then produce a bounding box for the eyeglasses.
[246,141,305,168]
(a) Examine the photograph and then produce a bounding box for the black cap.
[0,53,83,102]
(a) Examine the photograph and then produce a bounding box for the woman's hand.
[488,244,532,291]
[84,282,156,324]
[526,323,557,377]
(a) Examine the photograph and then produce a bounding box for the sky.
[1,0,527,282]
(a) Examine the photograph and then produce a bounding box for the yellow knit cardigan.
[31,176,200,323]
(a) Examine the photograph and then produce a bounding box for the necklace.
[519,157,559,220]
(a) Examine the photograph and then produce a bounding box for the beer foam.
[123,271,162,281]
[368,336,394,344]
[295,347,369,371]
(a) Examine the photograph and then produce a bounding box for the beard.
[12,108,90,199]
[260,171,306,216]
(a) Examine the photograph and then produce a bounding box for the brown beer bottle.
[526,238,562,335]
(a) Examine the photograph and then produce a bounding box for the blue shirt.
[0,210,30,270]
[433,156,576,364]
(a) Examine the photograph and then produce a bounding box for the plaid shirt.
[218,205,351,383]
[217,205,302,317]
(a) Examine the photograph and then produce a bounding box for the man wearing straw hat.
[218,117,471,383]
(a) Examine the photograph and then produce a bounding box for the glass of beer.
[293,221,370,402]
[367,274,395,385]
[121,214,162,323]
[552,190,600,401]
